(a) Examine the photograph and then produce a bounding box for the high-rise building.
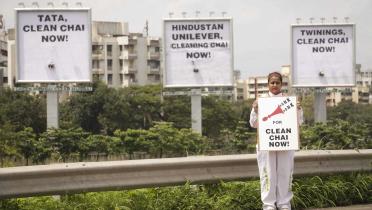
[0,26,11,87]
[91,21,161,88]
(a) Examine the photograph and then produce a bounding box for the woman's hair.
[267,72,282,83]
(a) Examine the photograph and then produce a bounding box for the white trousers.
[257,150,294,210]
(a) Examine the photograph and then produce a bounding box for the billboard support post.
[47,85,59,128]
[191,89,202,134]
[16,6,91,129]
[163,17,233,134]
[314,89,327,123]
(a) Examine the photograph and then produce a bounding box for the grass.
[0,172,371,210]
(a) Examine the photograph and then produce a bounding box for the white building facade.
[91,21,161,88]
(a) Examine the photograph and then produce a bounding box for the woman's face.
[268,76,282,95]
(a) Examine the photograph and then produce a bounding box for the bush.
[2,173,370,210]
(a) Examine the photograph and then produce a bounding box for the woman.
[249,72,303,210]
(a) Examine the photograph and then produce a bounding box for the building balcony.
[123,78,138,86]
[128,39,137,45]
[92,68,104,74]
[122,65,137,74]
[148,51,160,60]
[120,51,137,60]
[147,66,160,74]
[92,50,104,59]
[147,37,160,46]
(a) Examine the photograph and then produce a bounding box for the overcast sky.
[1,0,371,79]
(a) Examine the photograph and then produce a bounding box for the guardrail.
[0,149,371,199]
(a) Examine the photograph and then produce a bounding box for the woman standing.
[249,72,303,210]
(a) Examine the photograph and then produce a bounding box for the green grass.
[1,172,371,210]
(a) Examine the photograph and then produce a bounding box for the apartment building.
[0,28,11,87]
[91,21,161,88]
[326,64,372,106]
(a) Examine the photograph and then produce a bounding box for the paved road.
[306,204,372,210]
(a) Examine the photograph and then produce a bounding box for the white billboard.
[258,96,299,151]
[163,18,233,87]
[16,8,92,83]
[291,24,355,87]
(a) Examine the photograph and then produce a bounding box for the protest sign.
[258,96,299,151]
[16,8,91,83]
[291,24,355,87]
[163,18,233,87]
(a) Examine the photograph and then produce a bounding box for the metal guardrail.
[0,149,371,199]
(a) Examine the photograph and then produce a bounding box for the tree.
[60,81,109,133]
[114,129,154,159]
[202,96,240,138]
[80,135,116,161]
[0,88,46,133]
[15,127,37,166]
[44,128,90,162]
[0,123,17,167]
[162,95,191,129]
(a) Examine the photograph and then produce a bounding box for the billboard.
[16,8,92,83]
[291,24,355,87]
[258,96,299,151]
[163,18,233,87]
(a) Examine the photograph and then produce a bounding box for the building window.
[107,59,112,70]
[148,60,160,69]
[119,59,123,69]
[92,45,103,54]
[92,60,100,69]
[107,45,112,56]
[108,74,113,85]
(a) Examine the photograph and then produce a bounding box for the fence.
[0,149,371,199]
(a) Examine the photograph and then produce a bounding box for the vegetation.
[0,84,371,166]
[0,85,371,209]
[0,172,370,210]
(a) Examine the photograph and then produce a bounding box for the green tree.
[60,81,109,133]
[114,129,154,159]
[15,127,37,166]
[0,123,18,167]
[162,95,191,129]
[0,89,46,133]
[202,96,240,138]
[79,135,116,161]
[44,128,90,162]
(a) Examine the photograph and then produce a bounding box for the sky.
[1,0,371,79]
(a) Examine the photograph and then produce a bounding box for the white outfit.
[250,92,303,210]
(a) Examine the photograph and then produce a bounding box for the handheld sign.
[16,8,92,83]
[163,18,233,87]
[258,96,299,151]
[291,24,355,87]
